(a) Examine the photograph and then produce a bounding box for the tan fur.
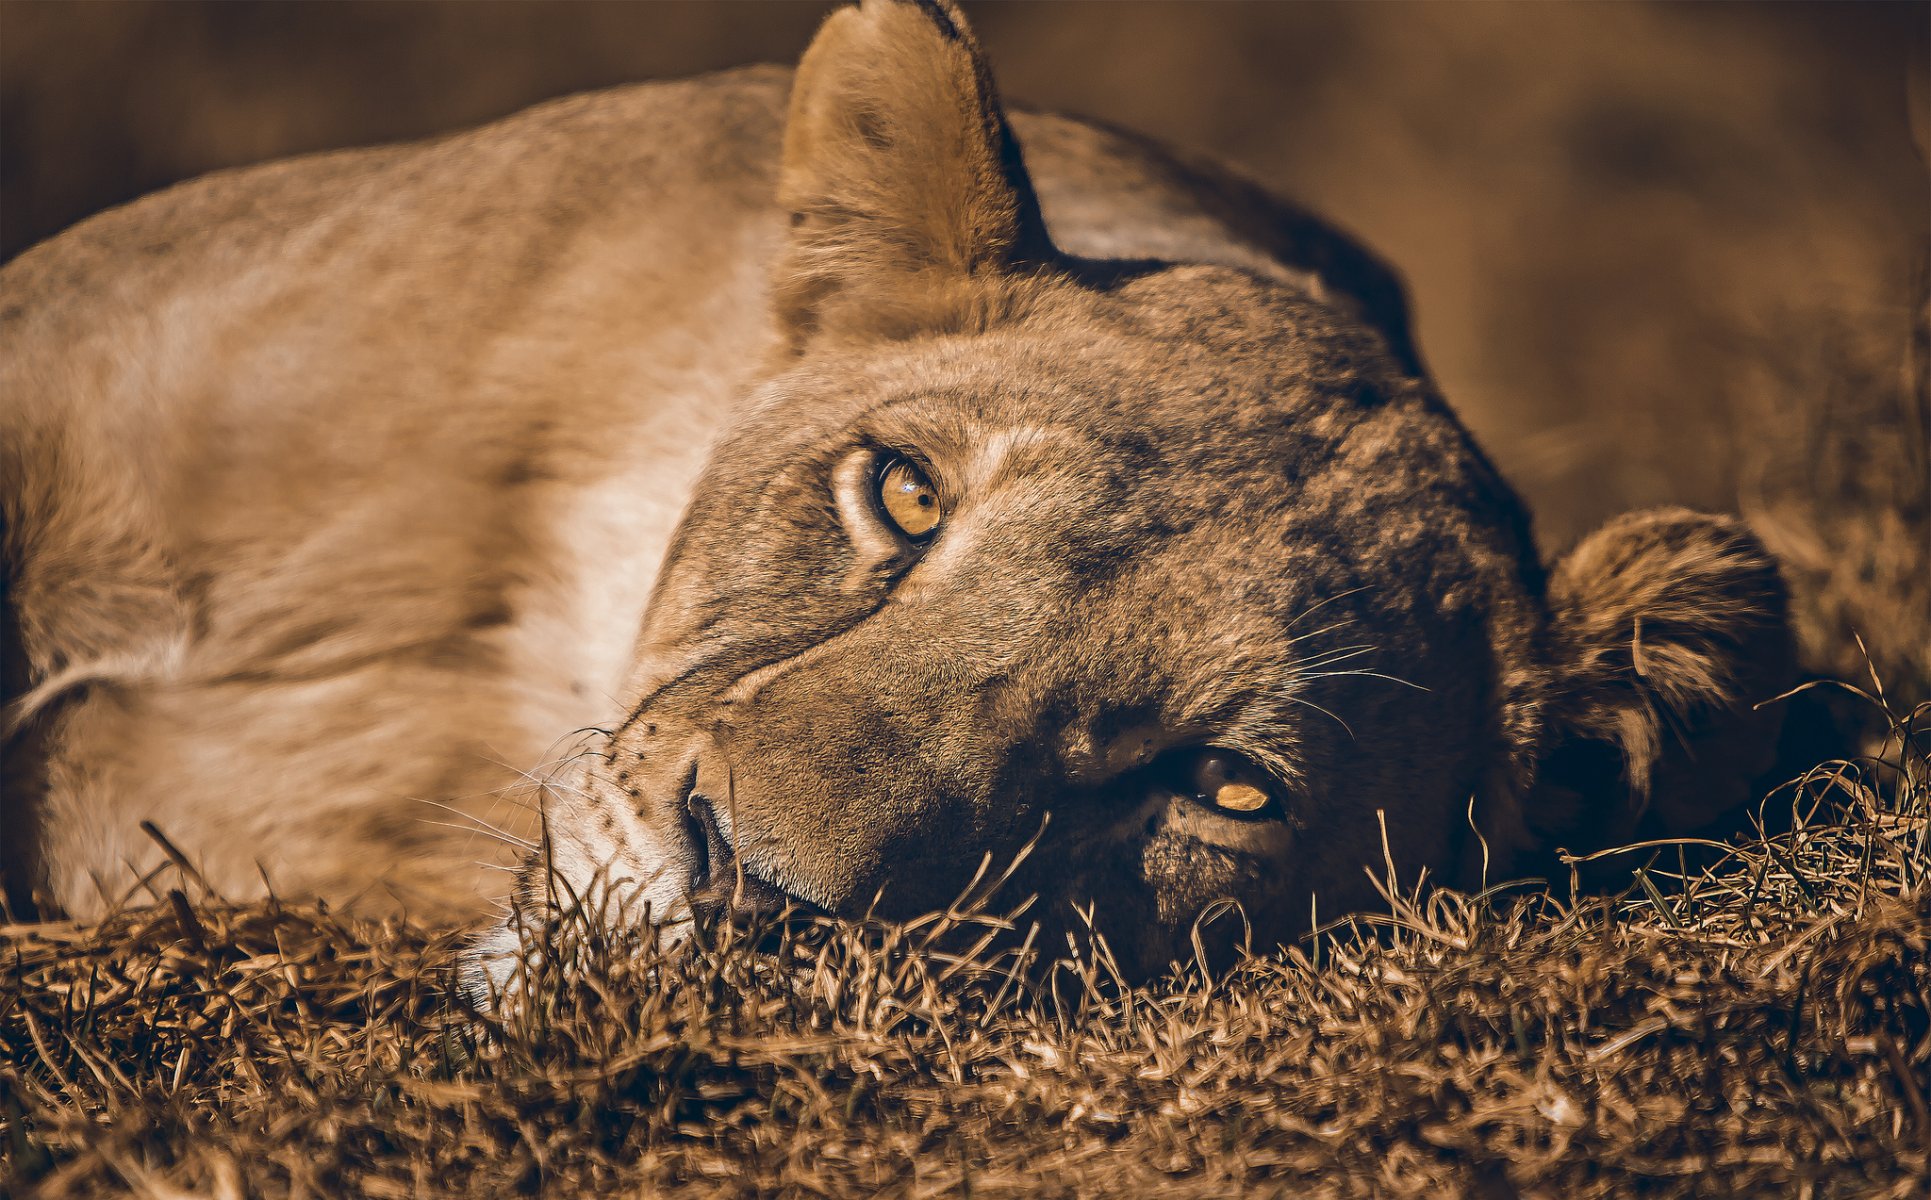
[0,1,1794,979]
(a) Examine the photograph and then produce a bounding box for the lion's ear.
[775,0,1054,345]
[1529,509,1797,851]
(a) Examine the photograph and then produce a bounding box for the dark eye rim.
[870,448,944,542]
[1154,745,1287,822]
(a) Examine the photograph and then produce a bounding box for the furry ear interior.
[775,0,1054,345]
[1530,508,1797,852]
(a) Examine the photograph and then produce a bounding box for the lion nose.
[684,791,822,923]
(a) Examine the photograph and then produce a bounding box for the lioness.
[1,1,1793,984]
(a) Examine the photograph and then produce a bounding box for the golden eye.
[877,455,943,538]
[1188,750,1275,815]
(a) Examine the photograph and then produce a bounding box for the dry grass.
[3,679,1927,1198]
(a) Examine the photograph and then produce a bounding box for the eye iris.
[879,459,942,537]
[1214,782,1271,813]
[1189,751,1273,814]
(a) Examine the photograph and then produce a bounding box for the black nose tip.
[685,789,732,887]
[684,791,822,924]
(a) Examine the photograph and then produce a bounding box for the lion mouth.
[682,789,819,924]
[461,783,822,1010]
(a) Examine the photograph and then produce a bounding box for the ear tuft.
[776,0,1053,344]
[1533,508,1797,847]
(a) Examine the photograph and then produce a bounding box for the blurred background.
[3,0,1926,686]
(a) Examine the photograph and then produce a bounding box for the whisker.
[1280,617,1359,651]
[415,800,538,849]
[1283,584,1373,633]
[476,745,603,789]
[1293,640,1374,660]
[417,818,532,849]
[1282,694,1356,739]
[1299,667,1430,692]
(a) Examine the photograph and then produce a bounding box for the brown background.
[3,1,1926,555]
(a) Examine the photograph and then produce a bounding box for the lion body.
[1,3,1792,981]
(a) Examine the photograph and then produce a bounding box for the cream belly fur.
[0,66,1390,920]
